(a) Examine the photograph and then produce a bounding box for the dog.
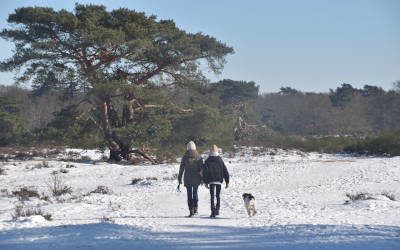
[242,193,257,217]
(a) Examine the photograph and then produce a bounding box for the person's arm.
[198,158,204,176]
[221,157,230,187]
[178,156,185,184]
[202,160,209,184]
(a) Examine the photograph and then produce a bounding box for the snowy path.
[0,148,399,249]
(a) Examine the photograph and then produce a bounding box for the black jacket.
[178,150,203,187]
[203,155,229,184]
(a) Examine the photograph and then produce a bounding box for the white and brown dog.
[242,193,257,217]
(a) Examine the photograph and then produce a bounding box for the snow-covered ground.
[0,148,399,249]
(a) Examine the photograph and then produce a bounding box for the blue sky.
[0,0,399,92]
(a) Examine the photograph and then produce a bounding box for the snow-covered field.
[0,148,399,249]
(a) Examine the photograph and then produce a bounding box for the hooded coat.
[203,155,229,184]
[178,150,203,187]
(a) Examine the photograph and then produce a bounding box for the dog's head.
[242,193,254,200]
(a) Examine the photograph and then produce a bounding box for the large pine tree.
[0,4,233,161]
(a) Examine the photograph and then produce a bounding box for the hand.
[225,183,229,189]
[205,184,209,189]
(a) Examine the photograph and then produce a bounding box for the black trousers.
[186,185,198,209]
[209,184,221,211]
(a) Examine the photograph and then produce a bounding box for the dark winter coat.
[178,150,203,187]
[203,155,229,184]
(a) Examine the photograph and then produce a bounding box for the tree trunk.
[98,100,156,163]
[98,101,122,161]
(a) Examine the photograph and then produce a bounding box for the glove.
[225,183,229,189]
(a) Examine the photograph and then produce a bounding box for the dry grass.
[90,185,112,195]
[346,192,374,202]
[131,177,157,185]
[12,187,40,201]
[381,191,396,201]
[12,204,52,221]
[48,174,72,196]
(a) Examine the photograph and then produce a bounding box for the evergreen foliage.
[0,96,26,146]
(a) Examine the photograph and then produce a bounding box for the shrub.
[131,178,143,185]
[12,204,52,221]
[346,192,374,201]
[163,173,178,181]
[344,131,400,156]
[101,216,115,223]
[131,177,157,185]
[12,187,40,201]
[59,168,69,174]
[381,191,396,201]
[49,174,72,196]
[90,185,112,195]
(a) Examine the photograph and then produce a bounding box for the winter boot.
[193,205,198,215]
[215,204,220,216]
[210,206,216,218]
[188,205,194,217]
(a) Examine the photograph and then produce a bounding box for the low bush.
[381,191,396,201]
[344,131,400,156]
[12,204,52,221]
[163,173,178,181]
[346,192,374,201]
[90,185,112,195]
[130,177,157,185]
[12,187,40,201]
[49,174,72,196]
[59,168,69,174]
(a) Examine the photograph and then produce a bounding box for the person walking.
[203,145,230,218]
[178,141,203,217]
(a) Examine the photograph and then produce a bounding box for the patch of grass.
[346,192,374,202]
[12,204,52,221]
[130,177,157,185]
[59,168,69,174]
[90,185,112,195]
[163,173,178,181]
[60,155,92,163]
[49,174,72,196]
[131,178,143,185]
[12,187,40,201]
[101,216,115,223]
[381,191,396,201]
[65,164,76,168]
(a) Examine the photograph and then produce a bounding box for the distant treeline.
[1,80,399,156]
[248,83,400,136]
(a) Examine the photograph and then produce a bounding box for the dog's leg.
[250,203,256,217]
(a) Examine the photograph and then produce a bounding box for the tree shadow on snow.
[0,223,399,250]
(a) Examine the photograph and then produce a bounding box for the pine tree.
[0,4,233,161]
